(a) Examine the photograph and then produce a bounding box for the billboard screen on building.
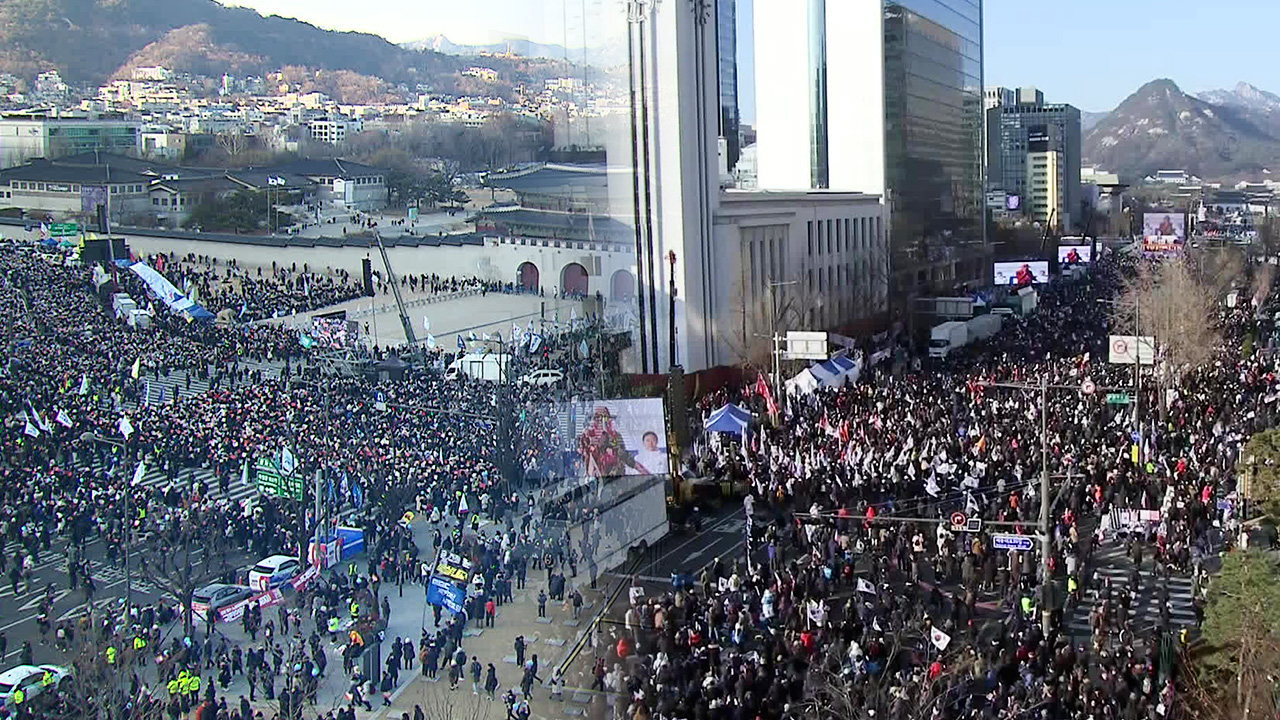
[994,261,1050,287]
[1143,212,1185,241]
[1057,244,1092,264]
[562,398,668,479]
[1006,195,1021,211]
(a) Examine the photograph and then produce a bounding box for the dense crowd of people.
[0,240,608,719]
[3,233,1276,720]
[589,253,1274,720]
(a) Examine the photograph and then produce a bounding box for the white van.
[444,352,510,382]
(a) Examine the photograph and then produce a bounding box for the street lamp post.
[81,431,134,625]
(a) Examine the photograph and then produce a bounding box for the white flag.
[132,460,146,486]
[872,616,882,632]
[78,374,89,395]
[806,600,826,627]
[118,415,134,440]
[23,421,39,438]
[281,446,297,475]
[423,316,431,331]
[857,578,876,595]
[241,461,250,486]
[925,474,940,497]
[130,357,141,379]
[930,626,951,651]
[55,409,73,428]
[459,495,469,514]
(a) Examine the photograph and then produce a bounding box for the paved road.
[627,504,748,583]
[1067,538,1200,647]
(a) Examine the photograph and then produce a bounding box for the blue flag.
[457,335,465,350]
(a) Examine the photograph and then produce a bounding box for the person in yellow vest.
[134,635,147,651]
[166,674,180,697]
[1020,595,1034,618]
[190,674,201,696]
[40,671,53,689]
[177,670,191,696]
[105,646,117,665]
[327,614,340,639]
[12,687,23,706]
[349,600,360,619]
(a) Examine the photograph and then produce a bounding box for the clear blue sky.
[221,0,1278,113]
[986,0,1280,111]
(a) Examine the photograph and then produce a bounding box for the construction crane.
[372,231,417,349]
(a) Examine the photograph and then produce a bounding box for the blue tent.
[704,403,752,436]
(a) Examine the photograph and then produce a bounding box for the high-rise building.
[986,87,1081,231]
[753,0,985,299]
[1026,126,1061,225]
[716,0,741,174]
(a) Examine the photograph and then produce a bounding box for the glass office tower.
[717,0,741,173]
[883,0,985,293]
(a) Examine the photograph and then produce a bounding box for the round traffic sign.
[1081,378,1096,395]
[1111,337,1129,355]
[949,511,966,527]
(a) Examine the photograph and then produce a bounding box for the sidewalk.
[369,533,618,720]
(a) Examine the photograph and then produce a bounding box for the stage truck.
[531,396,672,576]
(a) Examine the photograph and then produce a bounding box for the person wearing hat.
[577,406,649,478]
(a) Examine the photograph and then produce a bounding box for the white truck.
[444,352,511,382]
[964,313,1002,343]
[928,321,968,359]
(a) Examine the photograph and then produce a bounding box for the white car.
[0,664,72,710]
[247,555,301,592]
[518,369,564,387]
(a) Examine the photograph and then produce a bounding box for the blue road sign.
[991,533,1035,552]
[1130,431,1142,443]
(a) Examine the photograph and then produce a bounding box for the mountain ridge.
[1083,78,1280,180]
[0,0,567,100]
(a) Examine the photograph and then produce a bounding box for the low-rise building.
[0,113,141,168]
[0,160,151,221]
[258,158,385,211]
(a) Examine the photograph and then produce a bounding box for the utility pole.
[82,432,133,624]
[979,377,1133,635]
[767,280,797,416]
[667,251,677,368]
[1039,375,1051,635]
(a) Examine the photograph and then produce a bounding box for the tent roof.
[375,355,408,370]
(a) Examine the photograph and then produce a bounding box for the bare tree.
[139,513,233,635]
[53,601,168,720]
[1112,258,1220,387]
[790,629,979,720]
[215,131,250,165]
[1252,263,1276,307]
